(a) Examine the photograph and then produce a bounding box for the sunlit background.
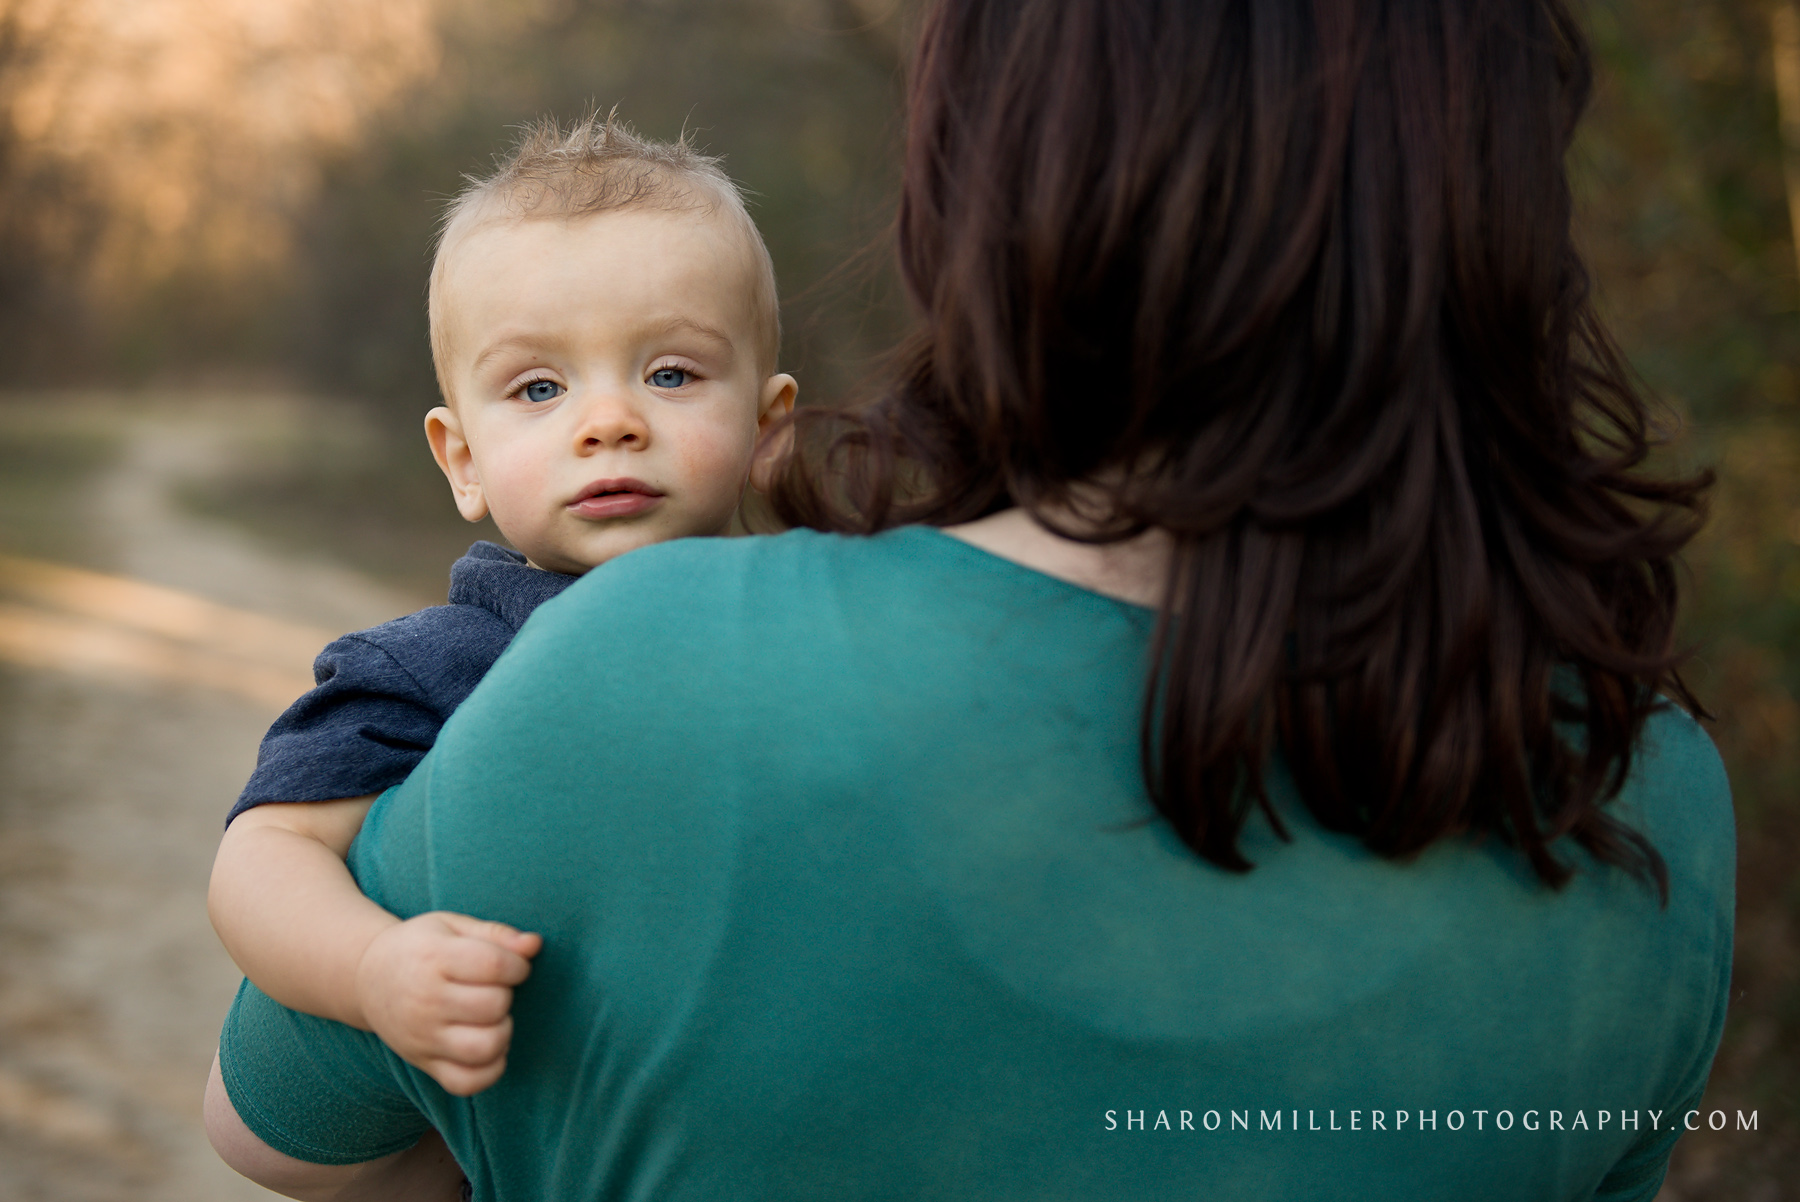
[0,1,1793,1198]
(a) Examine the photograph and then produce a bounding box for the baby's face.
[426,206,794,575]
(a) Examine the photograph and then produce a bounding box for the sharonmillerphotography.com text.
[1103,1109,1761,1135]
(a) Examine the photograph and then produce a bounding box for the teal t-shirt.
[219,527,1734,1201]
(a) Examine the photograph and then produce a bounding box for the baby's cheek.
[478,455,556,541]
[482,465,536,520]
[676,416,758,514]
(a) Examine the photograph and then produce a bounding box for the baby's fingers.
[421,1052,508,1098]
[435,981,515,1028]
[435,913,543,959]
[443,942,533,988]
[433,1016,514,1069]
[441,932,536,987]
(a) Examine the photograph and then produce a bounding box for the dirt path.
[0,395,429,1200]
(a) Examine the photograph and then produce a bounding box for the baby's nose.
[573,390,650,450]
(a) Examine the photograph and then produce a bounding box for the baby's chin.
[520,544,613,576]
[517,524,733,576]
[522,555,591,575]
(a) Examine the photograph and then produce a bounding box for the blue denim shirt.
[228,542,575,824]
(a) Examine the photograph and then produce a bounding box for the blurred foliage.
[1578,2,1800,1195]
[0,0,444,377]
[0,0,1796,1195]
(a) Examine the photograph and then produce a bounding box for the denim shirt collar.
[447,541,578,632]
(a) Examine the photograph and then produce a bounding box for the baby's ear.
[424,407,490,523]
[749,374,798,494]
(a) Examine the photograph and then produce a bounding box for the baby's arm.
[208,798,542,1096]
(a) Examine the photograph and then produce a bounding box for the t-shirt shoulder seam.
[332,629,439,708]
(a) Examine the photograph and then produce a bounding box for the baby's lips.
[566,488,663,519]
[568,476,664,504]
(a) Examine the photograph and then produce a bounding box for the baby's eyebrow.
[464,318,736,376]
[643,316,736,350]
[469,334,551,375]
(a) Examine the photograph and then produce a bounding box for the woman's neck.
[943,507,1171,609]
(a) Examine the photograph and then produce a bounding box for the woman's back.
[222,529,1733,1201]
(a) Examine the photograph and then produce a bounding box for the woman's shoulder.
[557,524,1157,621]
[539,527,982,625]
[1618,703,1735,904]
[1628,705,1731,822]
[501,528,946,670]
[577,526,933,589]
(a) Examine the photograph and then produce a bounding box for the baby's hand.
[353,912,543,1097]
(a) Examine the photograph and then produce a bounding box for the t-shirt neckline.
[904,525,1161,616]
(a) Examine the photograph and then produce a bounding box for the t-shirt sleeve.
[219,978,432,1164]
[227,632,450,824]
[1589,1018,1724,1202]
[1592,713,1736,1202]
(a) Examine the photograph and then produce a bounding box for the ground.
[0,392,447,1201]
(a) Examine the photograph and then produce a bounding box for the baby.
[208,114,796,1096]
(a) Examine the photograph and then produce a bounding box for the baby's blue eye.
[649,367,689,389]
[523,379,563,403]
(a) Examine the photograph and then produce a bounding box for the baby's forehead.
[436,201,777,363]
[446,188,744,261]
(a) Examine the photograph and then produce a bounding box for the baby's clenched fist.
[354,912,542,1096]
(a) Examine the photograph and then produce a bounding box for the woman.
[207,1,1733,1198]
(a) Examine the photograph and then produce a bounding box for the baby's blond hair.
[428,111,780,397]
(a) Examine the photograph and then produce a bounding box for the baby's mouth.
[567,478,664,520]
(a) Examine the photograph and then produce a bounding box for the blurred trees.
[0,1,108,375]
[1577,3,1798,1195]
[0,0,442,378]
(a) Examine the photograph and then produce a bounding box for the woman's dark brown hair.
[772,0,1710,894]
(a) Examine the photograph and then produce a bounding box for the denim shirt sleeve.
[227,605,513,825]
